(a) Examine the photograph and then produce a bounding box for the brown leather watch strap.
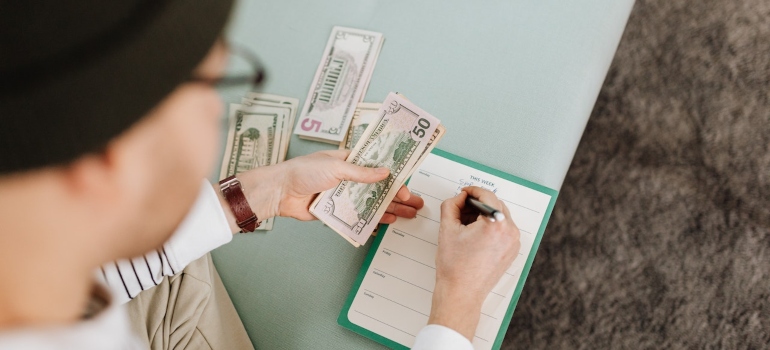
[218,175,260,233]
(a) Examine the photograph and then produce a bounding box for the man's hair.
[0,0,234,174]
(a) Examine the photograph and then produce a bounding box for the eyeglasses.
[189,43,266,89]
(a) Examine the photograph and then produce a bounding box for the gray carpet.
[503,0,770,348]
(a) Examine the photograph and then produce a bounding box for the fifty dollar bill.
[310,93,445,246]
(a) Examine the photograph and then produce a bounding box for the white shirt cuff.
[412,324,474,350]
[163,180,233,271]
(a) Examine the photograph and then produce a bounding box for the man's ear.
[61,145,124,211]
[63,115,156,204]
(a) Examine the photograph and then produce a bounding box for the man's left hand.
[237,150,424,223]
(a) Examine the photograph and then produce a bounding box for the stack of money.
[339,103,382,151]
[310,92,446,247]
[293,26,384,144]
[220,93,299,231]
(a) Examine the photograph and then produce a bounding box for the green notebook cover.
[338,148,558,349]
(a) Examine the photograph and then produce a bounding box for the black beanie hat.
[0,0,235,174]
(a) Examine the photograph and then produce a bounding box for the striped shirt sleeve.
[98,180,233,304]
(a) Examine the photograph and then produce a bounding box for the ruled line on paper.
[364,289,430,317]
[415,214,440,224]
[392,228,437,246]
[383,248,435,270]
[353,310,417,337]
[373,268,433,294]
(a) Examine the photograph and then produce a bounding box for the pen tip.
[493,212,505,222]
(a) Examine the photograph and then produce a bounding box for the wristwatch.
[218,175,260,233]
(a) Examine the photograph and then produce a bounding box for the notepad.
[338,149,558,349]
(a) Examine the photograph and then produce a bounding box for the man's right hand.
[428,186,521,340]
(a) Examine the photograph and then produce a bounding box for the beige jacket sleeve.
[125,253,253,350]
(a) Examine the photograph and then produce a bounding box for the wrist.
[237,166,282,222]
[216,167,283,234]
[428,282,485,340]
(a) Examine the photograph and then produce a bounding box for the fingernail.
[376,167,389,174]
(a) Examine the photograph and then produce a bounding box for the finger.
[386,202,418,218]
[461,186,505,209]
[462,186,506,223]
[318,149,351,160]
[500,201,512,223]
[492,198,513,226]
[460,211,479,226]
[393,192,425,210]
[395,185,411,202]
[336,161,390,183]
[379,213,397,224]
[500,203,520,237]
[440,191,468,225]
[294,211,318,221]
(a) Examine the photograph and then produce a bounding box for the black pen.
[465,197,505,222]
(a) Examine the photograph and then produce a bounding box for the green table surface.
[211,0,634,348]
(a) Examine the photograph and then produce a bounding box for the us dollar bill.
[220,102,290,231]
[242,93,299,162]
[310,93,445,246]
[339,102,382,150]
[293,26,384,144]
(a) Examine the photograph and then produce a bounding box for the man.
[0,1,521,349]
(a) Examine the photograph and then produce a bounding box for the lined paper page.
[347,153,553,349]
